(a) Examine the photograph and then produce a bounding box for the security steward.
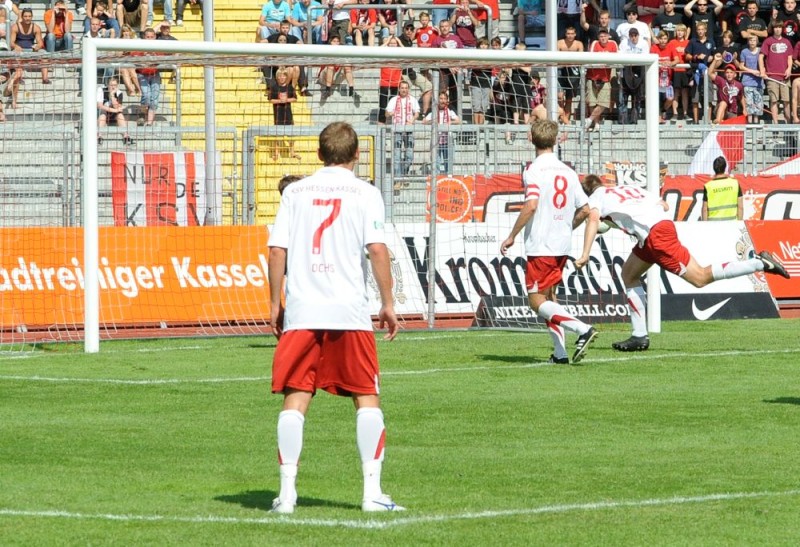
[701,156,742,221]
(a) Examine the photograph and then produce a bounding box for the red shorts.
[632,220,691,276]
[525,256,568,293]
[272,330,380,397]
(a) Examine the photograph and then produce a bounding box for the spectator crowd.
[7,0,800,133]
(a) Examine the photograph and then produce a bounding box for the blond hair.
[529,119,558,150]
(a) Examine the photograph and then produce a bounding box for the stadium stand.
[0,0,796,228]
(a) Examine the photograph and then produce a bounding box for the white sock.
[356,407,385,500]
[277,409,304,503]
[712,258,762,280]
[626,286,648,337]
[278,464,298,504]
[537,300,590,335]
[547,320,567,359]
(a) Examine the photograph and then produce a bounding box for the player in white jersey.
[267,122,404,514]
[575,174,790,352]
[500,119,598,365]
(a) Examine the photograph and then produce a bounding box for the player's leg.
[273,388,311,513]
[526,257,596,363]
[353,395,387,507]
[353,395,404,512]
[542,287,567,364]
[319,331,403,512]
[684,250,789,287]
[271,330,321,514]
[614,252,653,351]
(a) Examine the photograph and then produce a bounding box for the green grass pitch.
[1,319,799,545]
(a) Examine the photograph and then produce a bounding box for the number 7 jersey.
[522,152,588,257]
[268,166,387,331]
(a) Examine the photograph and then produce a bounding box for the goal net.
[0,39,661,351]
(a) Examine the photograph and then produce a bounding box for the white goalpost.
[76,39,662,353]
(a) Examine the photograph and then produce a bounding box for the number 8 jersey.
[522,152,588,257]
[269,166,387,332]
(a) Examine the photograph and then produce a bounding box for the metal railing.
[1,120,798,231]
[301,3,493,44]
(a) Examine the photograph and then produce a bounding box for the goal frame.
[81,38,662,353]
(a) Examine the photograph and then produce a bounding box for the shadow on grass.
[476,354,547,364]
[248,342,277,349]
[215,490,359,512]
[763,397,800,406]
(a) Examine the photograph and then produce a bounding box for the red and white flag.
[688,115,747,176]
[111,151,221,226]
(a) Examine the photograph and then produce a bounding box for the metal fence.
[2,120,799,228]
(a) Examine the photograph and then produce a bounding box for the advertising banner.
[0,226,271,328]
[376,220,772,319]
[744,220,800,299]
[111,151,223,226]
[0,213,790,331]
[662,175,800,221]
[660,293,779,322]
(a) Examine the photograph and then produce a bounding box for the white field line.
[1,348,799,385]
[0,331,508,362]
[1,489,798,530]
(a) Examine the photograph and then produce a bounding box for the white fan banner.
[111,151,222,226]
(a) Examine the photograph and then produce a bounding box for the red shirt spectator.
[475,0,498,23]
[415,20,439,47]
[636,0,662,25]
[380,66,403,88]
[652,34,674,87]
[666,31,690,73]
[587,32,618,82]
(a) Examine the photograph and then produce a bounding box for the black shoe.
[612,335,650,352]
[348,86,354,97]
[299,87,311,97]
[321,87,331,100]
[757,251,790,279]
[572,327,598,363]
[548,354,569,365]
[122,135,134,146]
[97,136,103,145]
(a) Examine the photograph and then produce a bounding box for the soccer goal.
[0,39,662,352]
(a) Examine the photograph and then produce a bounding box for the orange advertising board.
[744,220,800,300]
[0,226,272,328]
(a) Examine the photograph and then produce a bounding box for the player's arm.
[367,242,399,341]
[268,246,287,338]
[500,198,537,256]
[572,203,589,229]
[574,207,602,270]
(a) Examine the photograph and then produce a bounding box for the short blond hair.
[529,119,558,150]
